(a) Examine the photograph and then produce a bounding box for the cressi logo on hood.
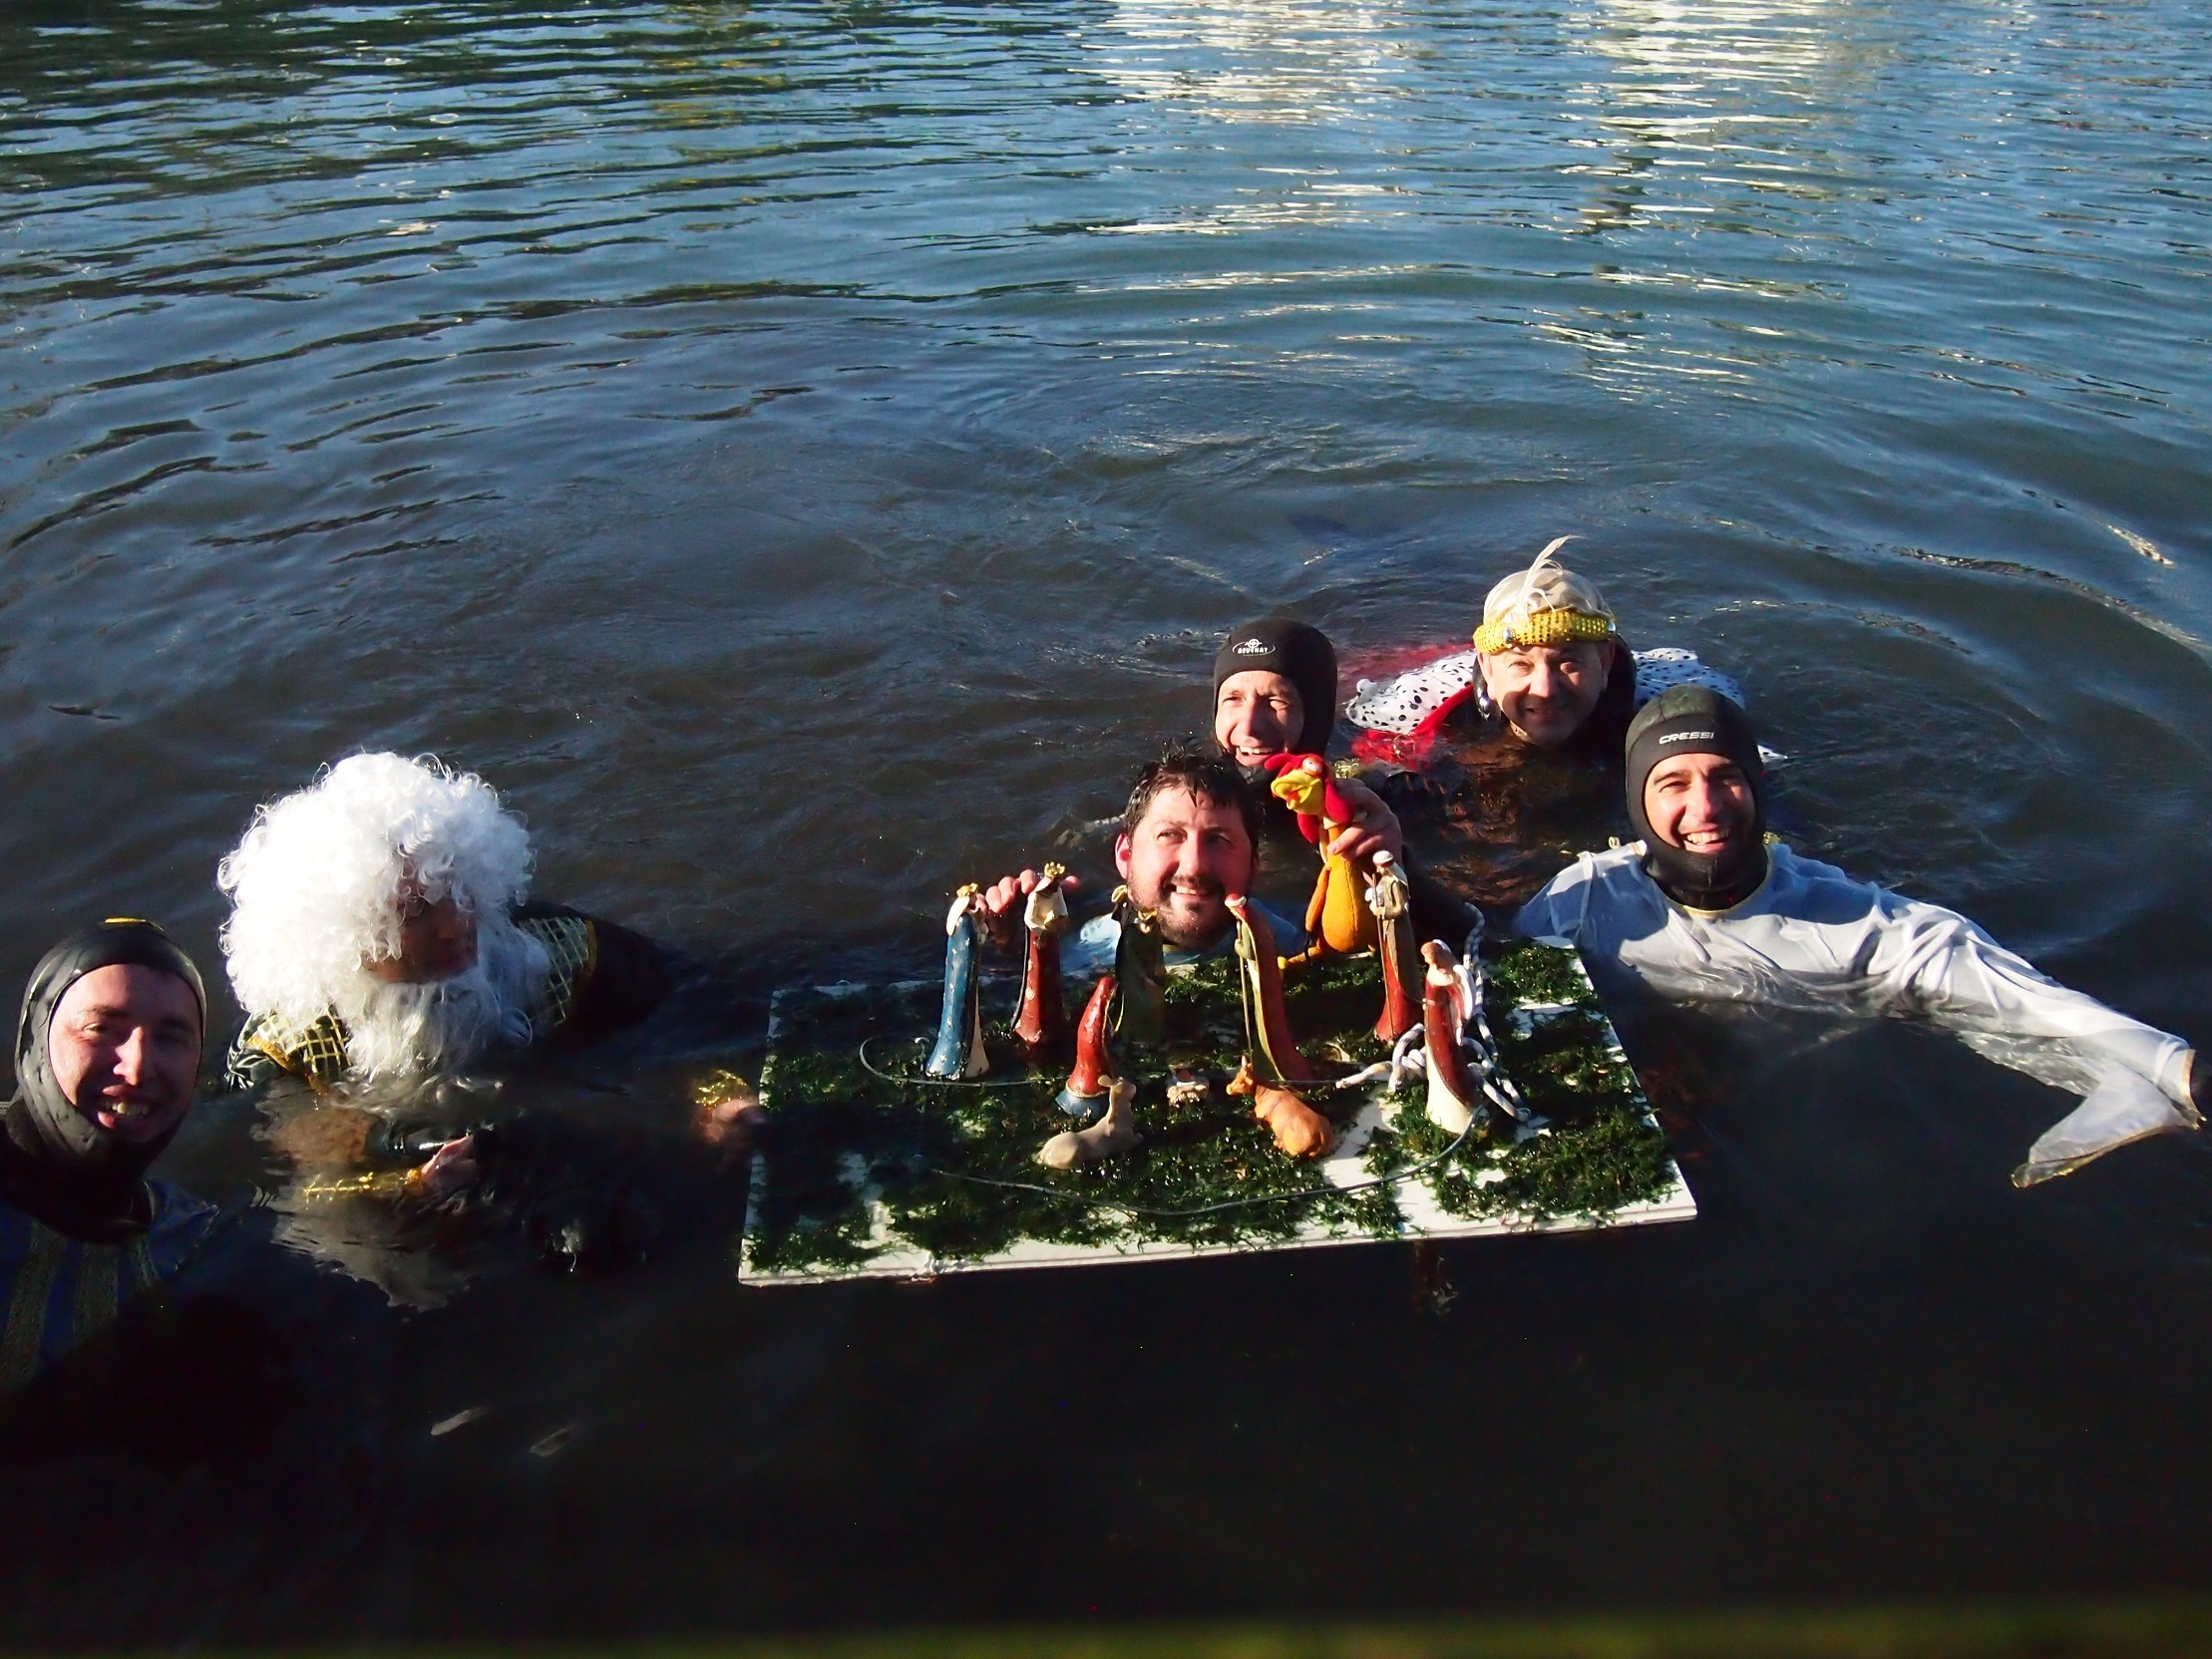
[1625,685,1769,911]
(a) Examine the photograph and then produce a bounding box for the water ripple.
[3,14,2212,1629]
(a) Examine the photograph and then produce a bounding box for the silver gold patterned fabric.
[0,1186,214,1392]
[230,913,599,1088]
[523,912,595,1035]
[235,1008,353,1089]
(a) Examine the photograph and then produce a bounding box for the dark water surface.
[6,0,2212,1642]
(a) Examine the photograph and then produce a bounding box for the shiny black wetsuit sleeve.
[513,900,673,1043]
[223,1041,285,1092]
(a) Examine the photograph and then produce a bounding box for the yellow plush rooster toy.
[1261,753,1378,966]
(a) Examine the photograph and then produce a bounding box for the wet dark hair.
[1122,748,1263,848]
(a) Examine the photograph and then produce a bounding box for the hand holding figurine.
[1324,778,1404,864]
[694,1070,766,1155]
[977,867,1081,948]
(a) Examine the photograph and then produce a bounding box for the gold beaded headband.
[1473,607,1616,654]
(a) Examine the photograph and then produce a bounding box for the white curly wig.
[219,754,549,1069]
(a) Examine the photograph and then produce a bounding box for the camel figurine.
[1225,894,1333,1159]
[1261,753,1378,966]
[1059,973,1117,1116]
[1013,861,1072,1060]
[1369,850,1422,1044]
[925,884,989,1080]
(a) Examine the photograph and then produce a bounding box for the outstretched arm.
[1864,895,2191,1103]
[410,1111,749,1274]
[1858,890,2201,1182]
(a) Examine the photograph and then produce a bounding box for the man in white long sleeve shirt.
[1513,685,2208,1184]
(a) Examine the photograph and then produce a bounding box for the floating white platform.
[737,955,1697,1286]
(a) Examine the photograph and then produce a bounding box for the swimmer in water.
[1345,538,1732,768]
[0,921,221,1387]
[978,748,1306,977]
[1512,684,2212,1184]
[1469,539,1639,761]
[1208,617,1479,939]
[1210,616,1403,864]
[1349,538,1748,908]
[219,753,669,1088]
[217,753,756,1300]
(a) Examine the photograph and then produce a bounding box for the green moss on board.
[747,940,1675,1274]
[1483,936,1604,1011]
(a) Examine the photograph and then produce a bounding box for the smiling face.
[1643,751,1756,862]
[47,964,202,1147]
[1213,670,1305,768]
[1114,784,1260,952]
[364,874,479,984]
[1478,639,1614,750]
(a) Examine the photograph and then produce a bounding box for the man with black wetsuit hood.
[1213,617,1338,765]
[1211,616,1402,864]
[1513,684,2212,1185]
[0,920,221,1387]
[1621,679,1772,911]
[1206,615,1494,943]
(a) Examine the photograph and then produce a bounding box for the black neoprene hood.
[0,920,205,1239]
[1625,685,1769,909]
[1212,617,1338,756]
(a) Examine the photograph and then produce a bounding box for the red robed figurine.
[1013,862,1072,1059]
[1058,973,1116,1116]
[1368,850,1421,1044]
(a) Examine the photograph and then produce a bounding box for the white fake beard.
[332,920,551,1078]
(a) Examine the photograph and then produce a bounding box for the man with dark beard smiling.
[977,749,1305,973]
